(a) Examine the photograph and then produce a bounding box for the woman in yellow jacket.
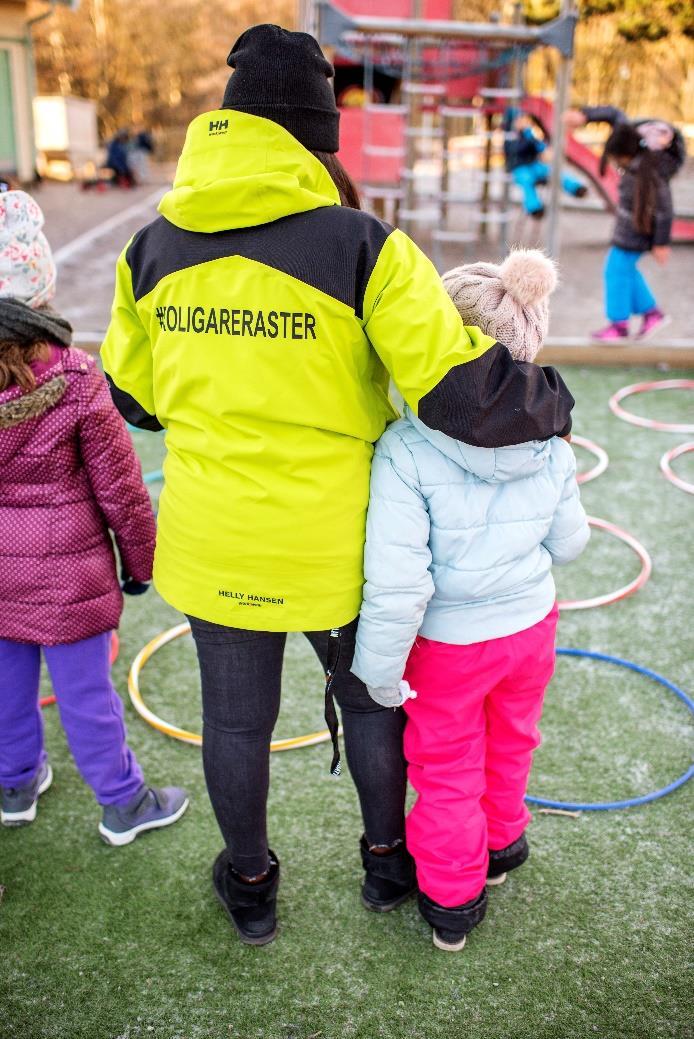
[102,25,574,946]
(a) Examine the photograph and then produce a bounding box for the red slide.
[523,95,694,244]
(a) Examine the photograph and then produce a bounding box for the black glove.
[120,568,150,596]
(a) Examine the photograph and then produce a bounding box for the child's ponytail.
[602,123,658,236]
[633,148,658,236]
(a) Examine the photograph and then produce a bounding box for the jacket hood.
[158,110,341,232]
[405,406,551,482]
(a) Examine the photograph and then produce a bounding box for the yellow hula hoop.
[127,622,340,751]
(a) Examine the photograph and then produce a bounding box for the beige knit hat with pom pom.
[441,249,558,363]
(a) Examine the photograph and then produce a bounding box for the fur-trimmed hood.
[0,374,66,430]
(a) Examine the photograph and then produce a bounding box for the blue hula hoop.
[144,469,163,485]
[526,648,694,811]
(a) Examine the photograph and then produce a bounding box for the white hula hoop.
[558,516,652,611]
[660,442,694,495]
[572,435,609,485]
[609,380,694,433]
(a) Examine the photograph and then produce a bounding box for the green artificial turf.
[1,368,693,1039]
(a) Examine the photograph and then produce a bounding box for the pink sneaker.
[638,309,671,340]
[591,321,629,342]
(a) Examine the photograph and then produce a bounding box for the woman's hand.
[652,246,671,266]
[563,109,587,130]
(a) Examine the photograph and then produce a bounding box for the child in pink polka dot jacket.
[0,190,188,844]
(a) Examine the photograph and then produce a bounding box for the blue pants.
[604,246,657,322]
[0,632,144,804]
[512,161,584,215]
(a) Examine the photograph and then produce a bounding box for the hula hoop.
[572,435,609,485]
[128,622,339,751]
[608,379,694,433]
[557,516,651,611]
[660,442,694,495]
[128,635,692,811]
[144,469,163,485]
[40,631,120,708]
[526,649,694,811]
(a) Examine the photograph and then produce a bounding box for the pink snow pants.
[402,605,559,908]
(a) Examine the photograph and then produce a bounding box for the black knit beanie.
[221,24,340,153]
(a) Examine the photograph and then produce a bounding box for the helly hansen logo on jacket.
[154,304,317,340]
[208,119,229,135]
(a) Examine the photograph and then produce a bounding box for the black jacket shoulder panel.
[418,343,574,448]
[125,208,392,319]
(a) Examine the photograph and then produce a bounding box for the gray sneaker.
[1,761,53,827]
[98,785,189,846]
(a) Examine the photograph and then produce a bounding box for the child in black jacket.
[591,123,673,342]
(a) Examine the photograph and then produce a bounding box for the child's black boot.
[212,849,279,945]
[487,832,529,887]
[418,889,487,952]
[360,835,416,912]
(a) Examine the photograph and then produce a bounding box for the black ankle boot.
[212,849,279,945]
[487,832,529,886]
[360,836,416,912]
[418,889,487,952]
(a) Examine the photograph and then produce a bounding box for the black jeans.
[187,616,408,876]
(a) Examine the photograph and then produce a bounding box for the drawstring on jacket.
[324,627,342,776]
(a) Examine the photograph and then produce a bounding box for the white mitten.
[398,679,418,705]
[367,680,419,708]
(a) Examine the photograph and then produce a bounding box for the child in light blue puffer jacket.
[352,249,590,952]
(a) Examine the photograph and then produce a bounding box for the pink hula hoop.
[558,517,652,611]
[609,379,694,433]
[572,435,609,485]
[660,442,694,495]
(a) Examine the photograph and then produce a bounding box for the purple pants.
[0,631,144,805]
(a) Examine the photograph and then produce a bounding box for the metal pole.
[502,3,525,249]
[363,43,374,190]
[401,37,418,238]
[329,14,561,43]
[480,109,492,240]
[298,0,316,36]
[546,0,576,258]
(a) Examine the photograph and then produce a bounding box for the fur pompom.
[499,249,558,307]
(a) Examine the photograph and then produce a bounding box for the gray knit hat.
[441,249,558,362]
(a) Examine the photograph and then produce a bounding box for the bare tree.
[31,0,295,143]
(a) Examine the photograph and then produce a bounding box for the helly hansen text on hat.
[221,23,340,153]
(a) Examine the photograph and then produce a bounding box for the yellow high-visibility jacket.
[102,110,572,632]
